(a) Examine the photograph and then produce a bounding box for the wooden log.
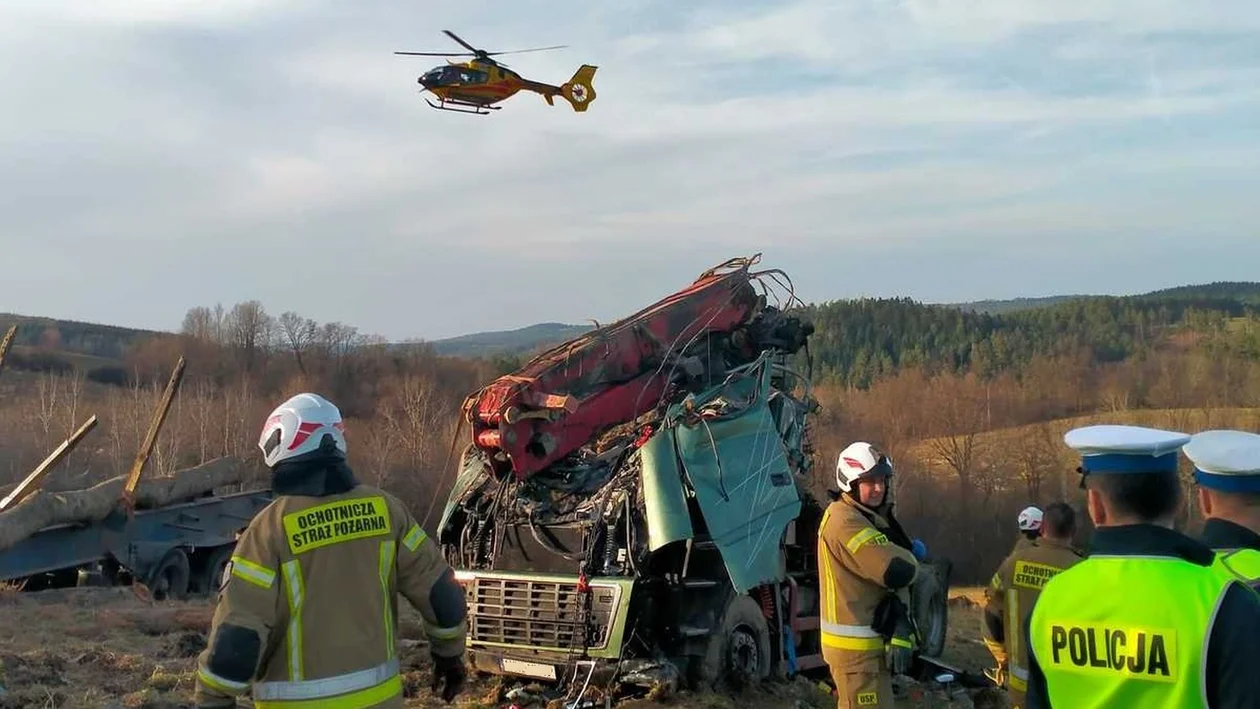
[0,415,100,511]
[0,457,250,552]
[0,323,16,377]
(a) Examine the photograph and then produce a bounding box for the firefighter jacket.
[1024,524,1260,709]
[1199,517,1260,589]
[982,537,1083,696]
[194,482,468,708]
[817,494,920,670]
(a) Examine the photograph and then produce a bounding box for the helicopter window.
[456,68,488,84]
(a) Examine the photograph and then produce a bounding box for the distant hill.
[431,282,1260,362]
[429,322,593,358]
[950,295,1089,314]
[948,282,1260,315]
[0,313,156,363]
[1141,281,1260,304]
[6,280,1260,382]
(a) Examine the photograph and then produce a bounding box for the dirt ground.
[0,586,1005,709]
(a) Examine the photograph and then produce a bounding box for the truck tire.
[912,558,951,658]
[191,544,235,596]
[695,595,772,691]
[147,548,191,601]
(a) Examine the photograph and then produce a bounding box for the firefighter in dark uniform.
[194,393,469,708]
[982,502,1083,709]
[982,504,1045,682]
[1014,506,1043,550]
[1185,429,1260,588]
[1024,424,1260,709]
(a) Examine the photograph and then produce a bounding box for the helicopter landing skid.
[424,96,499,115]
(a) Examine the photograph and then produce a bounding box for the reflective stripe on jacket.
[983,537,1083,692]
[816,496,919,657]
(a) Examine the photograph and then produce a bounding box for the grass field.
[0,586,1002,709]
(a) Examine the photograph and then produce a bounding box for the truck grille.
[466,577,618,650]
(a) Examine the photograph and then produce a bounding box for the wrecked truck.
[435,255,952,693]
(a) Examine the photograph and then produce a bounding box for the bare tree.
[182,306,216,341]
[319,322,363,362]
[226,300,274,374]
[1014,422,1059,503]
[361,422,399,489]
[35,371,60,449]
[277,311,319,375]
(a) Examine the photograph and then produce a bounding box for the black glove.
[887,630,915,675]
[431,652,467,703]
[888,606,918,676]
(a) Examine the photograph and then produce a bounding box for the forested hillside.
[5,281,1260,583]
[429,322,592,357]
[800,284,1260,387]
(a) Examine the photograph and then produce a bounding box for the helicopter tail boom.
[559,64,597,112]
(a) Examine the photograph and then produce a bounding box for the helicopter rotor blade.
[484,45,568,56]
[394,51,476,56]
[443,30,482,54]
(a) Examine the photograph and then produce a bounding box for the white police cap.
[1183,429,1260,493]
[1063,424,1190,475]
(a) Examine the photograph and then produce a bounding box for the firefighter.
[194,393,469,708]
[1014,506,1043,549]
[1024,424,1260,708]
[1185,429,1260,588]
[982,502,1082,709]
[818,441,921,708]
[982,505,1045,685]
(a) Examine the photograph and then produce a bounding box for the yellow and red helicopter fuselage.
[417,59,596,115]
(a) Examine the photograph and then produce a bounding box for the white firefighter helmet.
[835,441,893,492]
[1018,505,1044,532]
[258,393,348,468]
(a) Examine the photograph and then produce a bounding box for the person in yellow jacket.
[194,393,469,708]
[982,502,1082,709]
[818,441,921,708]
[1185,429,1260,588]
[1023,424,1260,708]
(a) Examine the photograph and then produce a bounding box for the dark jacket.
[1199,517,1260,553]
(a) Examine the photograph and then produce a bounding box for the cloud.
[0,0,1256,340]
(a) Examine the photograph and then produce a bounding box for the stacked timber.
[0,457,250,551]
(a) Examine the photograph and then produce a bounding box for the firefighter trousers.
[823,648,894,708]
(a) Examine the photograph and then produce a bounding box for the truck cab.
[436,308,951,695]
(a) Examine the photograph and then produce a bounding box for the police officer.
[194,393,470,708]
[1185,429,1260,588]
[818,441,921,708]
[983,502,1082,709]
[1024,424,1260,708]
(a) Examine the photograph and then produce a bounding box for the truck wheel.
[148,548,191,601]
[696,595,772,691]
[912,559,950,658]
[191,545,235,596]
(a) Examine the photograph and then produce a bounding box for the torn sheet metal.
[670,355,801,594]
[639,428,694,552]
[438,447,492,537]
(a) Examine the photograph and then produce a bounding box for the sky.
[1,0,1258,341]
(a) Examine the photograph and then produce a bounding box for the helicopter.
[395,30,597,115]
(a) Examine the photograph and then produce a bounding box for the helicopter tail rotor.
[559,65,598,112]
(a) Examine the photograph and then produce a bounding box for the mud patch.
[163,633,205,659]
[0,651,68,687]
